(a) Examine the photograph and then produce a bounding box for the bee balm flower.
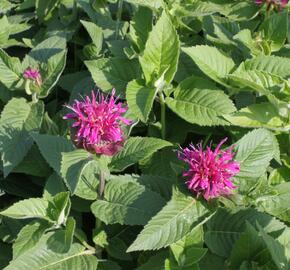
[255,0,288,10]
[63,90,131,156]
[23,68,42,86]
[177,138,240,201]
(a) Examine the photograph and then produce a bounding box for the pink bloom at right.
[178,138,240,201]
[255,0,288,9]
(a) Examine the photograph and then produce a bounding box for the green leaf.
[256,183,290,223]
[235,128,280,180]
[85,57,141,96]
[182,45,235,86]
[110,137,172,171]
[0,242,11,269]
[170,226,207,267]
[0,49,23,89]
[126,79,157,122]
[0,99,44,177]
[205,208,285,258]
[81,20,103,53]
[243,55,290,78]
[166,76,236,126]
[135,251,168,270]
[0,198,50,221]
[38,50,67,98]
[140,11,180,84]
[259,226,289,270]
[4,234,97,270]
[13,221,49,259]
[60,149,91,194]
[224,102,288,131]
[124,0,164,10]
[259,11,288,52]
[23,36,66,66]
[91,176,165,225]
[130,6,152,52]
[35,0,59,23]
[127,190,209,252]
[106,237,132,261]
[32,134,74,175]
[43,173,67,200]
[229,223,269,269]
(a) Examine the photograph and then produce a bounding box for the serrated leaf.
[81,20,103,52]
[229,223,269,269]
[243,55,290,78]
[85,57,141,96]
[126,79,157,122]
[235,128,280,180]
[0,99,44,177]
[38,50,67,98]
[256,183,290,223]
[205,208,285,258]
[130,6,152,51]
[0,49,23,89]
[0,198,50,221]
[140,11,180,84]
[224,102,288,131]
[182,45,235,85]
[13,221,49,259]
[259,11,288,52]
[166,76,236,126]
[127,191,209,252]
[110,137,172,171]
[60,149,91,194]
[32,134,74,175]
[91,176,165,225]
[124,0,164,10]
[4,233,97,270]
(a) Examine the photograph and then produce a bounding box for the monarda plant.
[0,0,289,270]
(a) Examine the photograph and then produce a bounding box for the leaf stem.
[32,93,38,103]
[98,171,106,199]
[115,0,124,40]
[159,92,166,139]
[74,230,95,252]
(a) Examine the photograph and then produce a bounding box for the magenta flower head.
[255,0,288,10]
[23,68,42,86]
[63,89,131,156]
[177,138,240,201]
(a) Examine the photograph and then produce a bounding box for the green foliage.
[0,0,289,269]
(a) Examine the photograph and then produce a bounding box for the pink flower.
[63,89,131,156]
[177,138,240,201]
[23,68,42,86]
[255,0,288,9]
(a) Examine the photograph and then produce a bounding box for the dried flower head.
[23,68,42,86]
[177,138,240,201]
[63,89,131,156]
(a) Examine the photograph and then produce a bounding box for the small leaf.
[182,45,235,85]
[0,99,44,177]
[140,11,180,84]
[126,79,157,122]
[91,176,165,225]
[127,190,209,251]
[110,137,172,171]
[85,57,141,96]
[0,198,50,221]
[166,76,236,126]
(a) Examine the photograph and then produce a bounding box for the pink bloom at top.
[63,89,131,156]
[177,138,240,201]
[23,68,42,85]
[255,0,288,9]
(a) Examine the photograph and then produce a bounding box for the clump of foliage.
[0,0,289,269]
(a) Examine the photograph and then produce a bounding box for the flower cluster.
[178,138,240,201]
[23,68,42,86]
[63,90,131,156]
[255,0,288,10]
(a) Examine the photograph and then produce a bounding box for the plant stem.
[115,0,124,40]
[98,171,105,199]
[32,93,38,103]
[159,92,166,140]
[74,230,95,252]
